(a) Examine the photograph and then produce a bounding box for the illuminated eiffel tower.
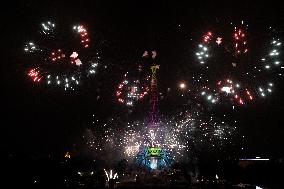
[135,51,173,170]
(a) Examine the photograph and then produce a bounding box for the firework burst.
[190,21,283,107]
[24,21,91,90]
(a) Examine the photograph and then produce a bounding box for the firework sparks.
[24,21,91,90]
[190,22,282,107]
[83,107,237,162]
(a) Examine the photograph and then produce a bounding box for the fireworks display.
[116,58,151,106]
[24,21,91,90]
[191,21,283,107]
[116,73,150,106]
[82,106,238,163]
[9,2,284,188]
[21,18,282,168]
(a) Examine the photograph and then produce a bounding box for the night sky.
[2,1,284,158]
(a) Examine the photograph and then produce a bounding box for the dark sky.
[2,0,284,158]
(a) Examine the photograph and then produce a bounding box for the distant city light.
[239,158,269,161]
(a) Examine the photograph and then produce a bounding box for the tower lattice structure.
[149,65,160,127]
